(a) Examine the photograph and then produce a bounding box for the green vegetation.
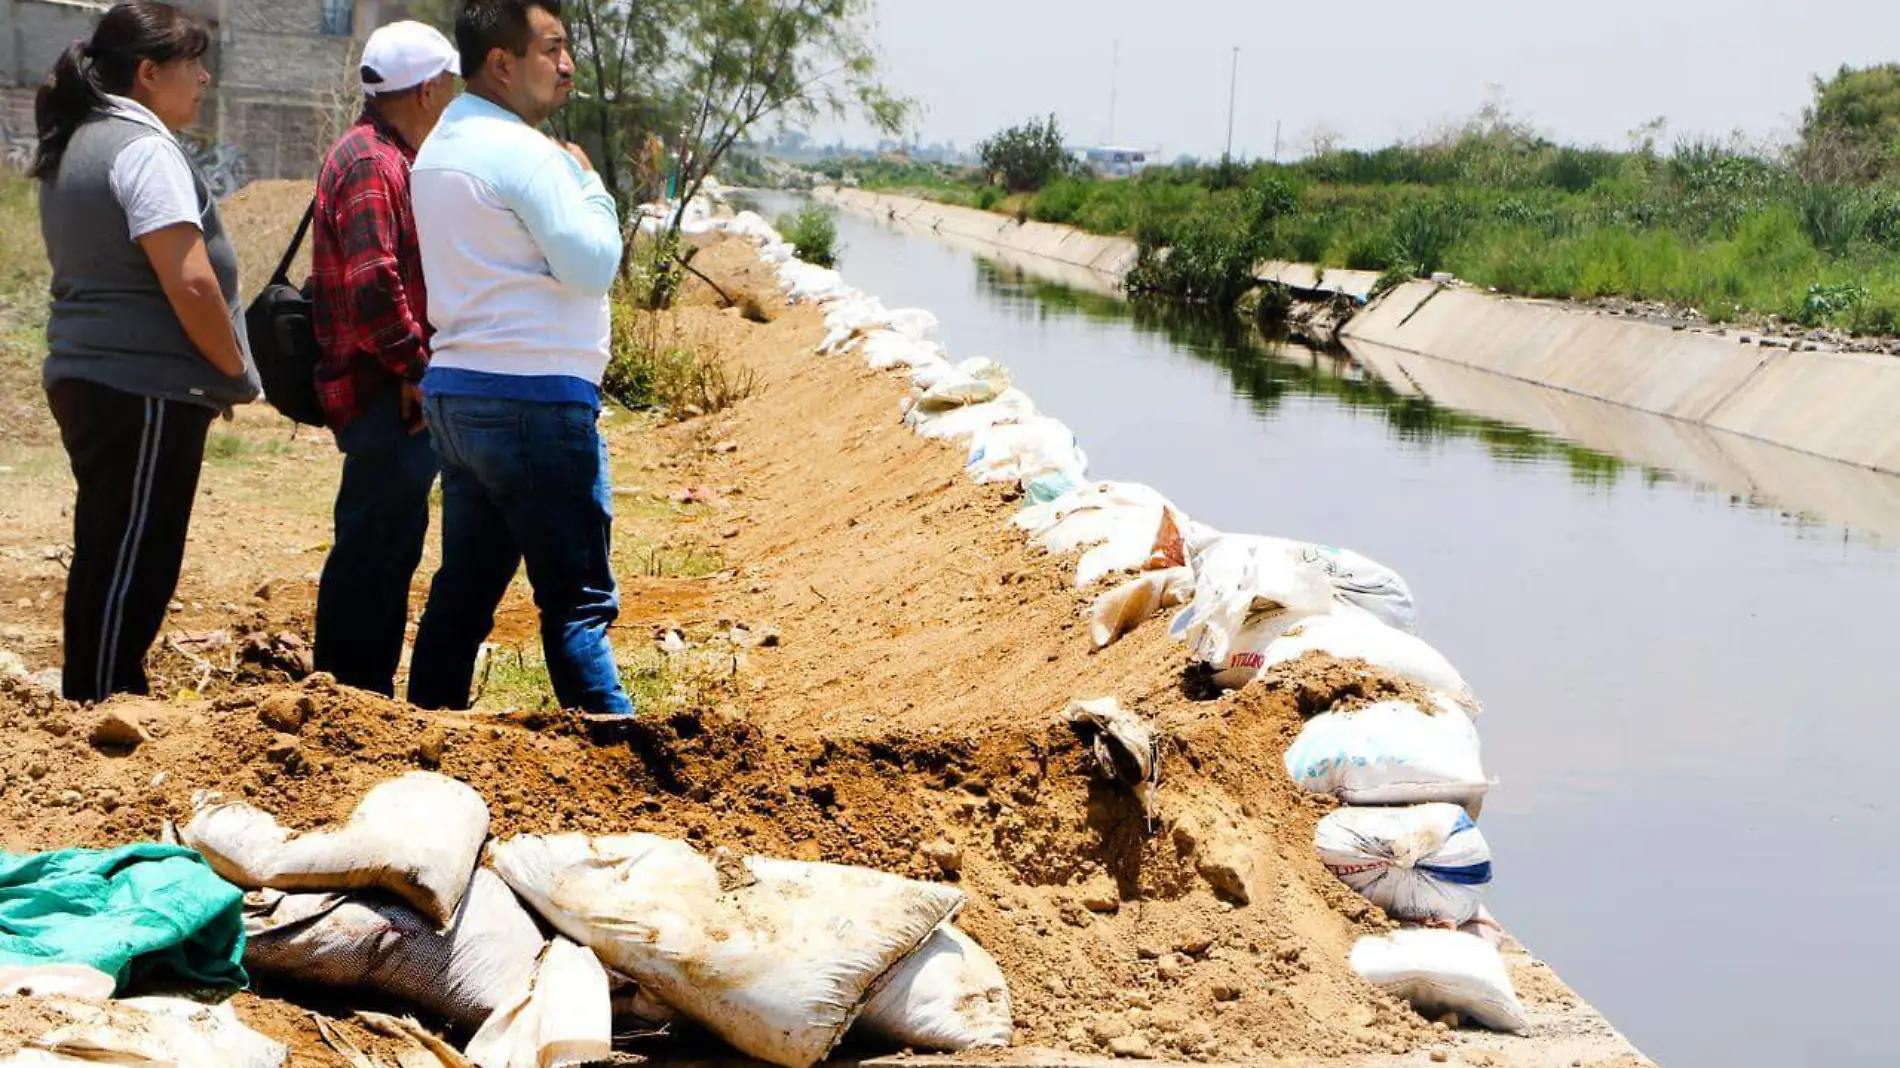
[976,114,1074,192]
[602,284,761,416]
[844,81,1900,331]
[1,170,54,445]
[776,202,840,267]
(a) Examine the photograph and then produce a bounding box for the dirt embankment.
[0,220,1600,1067]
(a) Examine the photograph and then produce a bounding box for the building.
[2,0,416,184]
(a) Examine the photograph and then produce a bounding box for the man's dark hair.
[454,0,563,81]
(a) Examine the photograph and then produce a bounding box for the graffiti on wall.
[185,137,252,199]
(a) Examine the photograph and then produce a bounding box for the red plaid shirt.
[312,110,430,431]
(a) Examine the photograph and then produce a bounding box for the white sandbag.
[465,939,612,1068]
[1171,537,1337,674]
[1284,698,1488,809]
[965,417,1087,485]
[862,332,947,371]
[1314,804,1492,926]
[1267,539,1417,634]
[490,834,963,1068]
[1350,930,1529,1033]
[908,389,1037,442]
[916,362,1011,412]
[1089,567,1194,649]
[0,997,286,1068]
[1259,611,1476,711]
[181,772,490,925]
[0,966,114,1000]
[1012,481,1173,539]
[858,925,1012,1052]
[242,868,543,1031]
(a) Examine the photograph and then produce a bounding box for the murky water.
[759,193,1900,1068]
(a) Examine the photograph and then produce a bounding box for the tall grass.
[834,128,1900,330]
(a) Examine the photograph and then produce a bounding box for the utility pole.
[1108,39,1120,144]
[1224,46,1240,161]
[1273,120,1282,162]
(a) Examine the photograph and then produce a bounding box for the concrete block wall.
[10,0,97,87]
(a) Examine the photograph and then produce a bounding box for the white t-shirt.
[103,95,202,240]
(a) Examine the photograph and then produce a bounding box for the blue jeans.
[313,390,438,697]
[407,393,631,716]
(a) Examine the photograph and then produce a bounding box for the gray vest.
[40,112,261,409]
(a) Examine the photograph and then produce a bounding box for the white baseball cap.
[359,21,460,96]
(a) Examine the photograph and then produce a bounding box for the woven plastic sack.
[242,868,541,1031]
[1314,804,1492,926]
[465,939,612,1068]
[489,834,963,1068]
[1350,930,1529,1033]
[857,925,1011,1051]
[182,772,490,925]
[1285,698,1489,810]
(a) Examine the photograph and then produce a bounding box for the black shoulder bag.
[244,200,326,427]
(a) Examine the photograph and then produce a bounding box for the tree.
[976,114,1070,192]
[663,0,911,233]
[1798,64,1900,183]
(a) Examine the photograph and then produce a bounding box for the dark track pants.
[47,379,213,703]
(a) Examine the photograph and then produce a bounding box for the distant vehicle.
[1079,145,1150,179]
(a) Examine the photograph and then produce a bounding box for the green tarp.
[0,843,248,992]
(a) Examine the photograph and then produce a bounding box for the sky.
[813,0,1900,158]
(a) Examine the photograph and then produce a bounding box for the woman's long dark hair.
[32,1,211,179]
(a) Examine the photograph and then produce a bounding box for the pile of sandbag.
[170,771,1011,1068]
[676,195,1531,1038]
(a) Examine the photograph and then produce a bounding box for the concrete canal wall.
[821,186,1900,479]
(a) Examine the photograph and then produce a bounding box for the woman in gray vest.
[34,0,260,703]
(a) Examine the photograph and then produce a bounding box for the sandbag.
[858,925,1011,1052]
[861,333,946,371]
[1284,697,1488,809]
[1314,804,1492,926]
[1089,567,1194,649]
[182,772,490,926]
[1015,481,1173,532]
[242,868,542,1031]
[1350,930,1529,1033]
[1171,538,1337,674]
[1295,542,1417,634]
[465,939,612,1068]
[0,965,113,1000]
[908,389,1037,442]
[0,997,286,1068]
[965,417,1087,485]
[911,356,1000,392]
[1255,611,1476,711]
[916,362,1011,412]
[490,834,963,1068]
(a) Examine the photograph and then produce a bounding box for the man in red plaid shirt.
[310,21,459,696]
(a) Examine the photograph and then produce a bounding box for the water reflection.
[971,260,1641,491]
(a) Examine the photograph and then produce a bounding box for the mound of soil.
[0,233,1458,1065]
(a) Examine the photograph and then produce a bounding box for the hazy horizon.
[808,0,1900,158]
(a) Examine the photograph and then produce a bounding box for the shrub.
[977,114,1073,192]
[1031,177,1092,224]
[972,185,1006,211]
[776,203,839,267]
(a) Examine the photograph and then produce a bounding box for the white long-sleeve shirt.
[411,93,622,394]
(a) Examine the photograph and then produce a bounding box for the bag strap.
[271,199,316,287]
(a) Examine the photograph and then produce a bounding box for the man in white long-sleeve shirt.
[406,0,631,717]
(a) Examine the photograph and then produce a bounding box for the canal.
[767,193,1900,1068]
